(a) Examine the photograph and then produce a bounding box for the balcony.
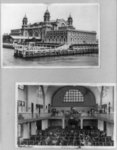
[18,113,51,124]
[93,113,114,123]
[18,111,114,125]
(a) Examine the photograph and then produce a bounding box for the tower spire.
[46,6,48,12]
[24,13,27,18]
[44,6,50,22]
[68,13,73,26]
[69,13,71,17]
[22,13,28,27]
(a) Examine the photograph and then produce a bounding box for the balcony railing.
[18,113,51,121]
[93,113,114,123]
[18,111,114,124]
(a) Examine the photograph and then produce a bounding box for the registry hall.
[17,85,114,147]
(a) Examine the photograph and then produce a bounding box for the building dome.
[45,9,50,16]
[68,14,72,20]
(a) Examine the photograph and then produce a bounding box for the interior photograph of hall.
[17,84,115,148]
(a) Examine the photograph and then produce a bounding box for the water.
[3,48,99,67]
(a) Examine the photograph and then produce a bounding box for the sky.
[1,4,99,37]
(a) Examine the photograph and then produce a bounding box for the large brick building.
[10,9,98,45]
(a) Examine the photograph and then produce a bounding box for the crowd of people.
[19,126,114,147]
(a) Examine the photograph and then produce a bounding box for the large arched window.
[64,89,84,102]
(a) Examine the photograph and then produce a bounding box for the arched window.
[29,31,33,36]
[34,31,38,37]
[64,89,84,102]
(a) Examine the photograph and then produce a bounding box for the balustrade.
[18,112,51,121]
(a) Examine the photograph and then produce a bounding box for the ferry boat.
[14,42,98,58]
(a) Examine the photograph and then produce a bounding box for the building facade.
[10,9,98,45]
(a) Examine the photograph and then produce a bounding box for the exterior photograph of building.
[1,4,99,67]
[9,10,97,45]
[17,84,115,148]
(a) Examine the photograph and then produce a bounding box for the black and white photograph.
[0,1,116,150]
[16,83,115,148]
[1,3,99,68]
